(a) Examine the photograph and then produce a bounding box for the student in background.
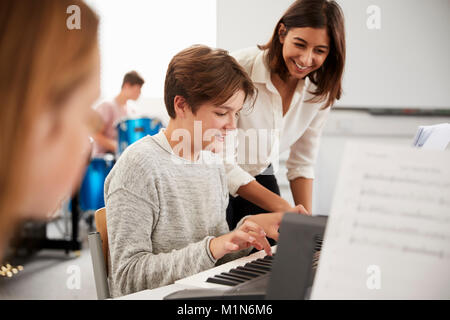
[0,0,100,260]
[105,45,305,297]
[226,0,346,230]
[92,71,145,156]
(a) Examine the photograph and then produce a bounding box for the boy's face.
[123,83,142,101]
[187,89,245,154]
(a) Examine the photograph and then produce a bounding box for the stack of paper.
[412,123,450,150]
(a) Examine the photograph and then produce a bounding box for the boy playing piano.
[105,45,306,297]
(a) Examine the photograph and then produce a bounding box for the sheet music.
[311,141,450,299]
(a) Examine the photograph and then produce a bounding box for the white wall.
[336,0,450,109]
[86,0,216,100]
[217,0,450,109]
[216,0,293,52]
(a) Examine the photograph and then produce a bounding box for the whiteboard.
[217,0,450,110]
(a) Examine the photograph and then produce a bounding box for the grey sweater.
[105,131,250,297]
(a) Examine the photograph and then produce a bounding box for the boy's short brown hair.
[164,45,256,118]
[122,70,145,88]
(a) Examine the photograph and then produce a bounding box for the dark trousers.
[226,165,280,247]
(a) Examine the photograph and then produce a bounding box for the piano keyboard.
[206,235,323,288]
[312,235,323,269]
[205,254,275,287]
[176,237,323,290]
[175,246,278,289]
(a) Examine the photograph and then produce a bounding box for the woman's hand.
[290,204,309,215]
[209,220,272,260]
[245,204,310,241]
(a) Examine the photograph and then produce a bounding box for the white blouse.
[225,46,331,197]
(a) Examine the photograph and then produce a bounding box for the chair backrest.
[94,207,109,274]
[88,232,110,299]
[88,207,110,299]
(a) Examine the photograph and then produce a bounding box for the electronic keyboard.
[166,214,327,300]
[175,246,277,290]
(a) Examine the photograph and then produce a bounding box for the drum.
[79,154,115,211]
[116,117,163,155]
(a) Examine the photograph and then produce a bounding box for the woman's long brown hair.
[259,0,346,109]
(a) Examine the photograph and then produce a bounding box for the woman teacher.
[226,0,346,229]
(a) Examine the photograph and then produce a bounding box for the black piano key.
[255,259,273,265]
[261,258,273,265]
[250,260,272,268]
[263,255,275,261]
[230,268,261,278]
[239,265,267,274]
[215,274,245,283]
[206,277,239,286]
[315,237,323,248]
[239,264,267,273]
[312,250,321,269]
[255,263,272,270]
[246,262,271,271]
[221,272,252,281]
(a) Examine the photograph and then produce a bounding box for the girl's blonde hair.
[0,0,99,256]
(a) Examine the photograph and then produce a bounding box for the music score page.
[311,142,450,299]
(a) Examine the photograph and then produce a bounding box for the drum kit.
[79,116,163,212]
[117,117,163,155]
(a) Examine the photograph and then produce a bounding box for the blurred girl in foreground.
[0,0,100,260]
